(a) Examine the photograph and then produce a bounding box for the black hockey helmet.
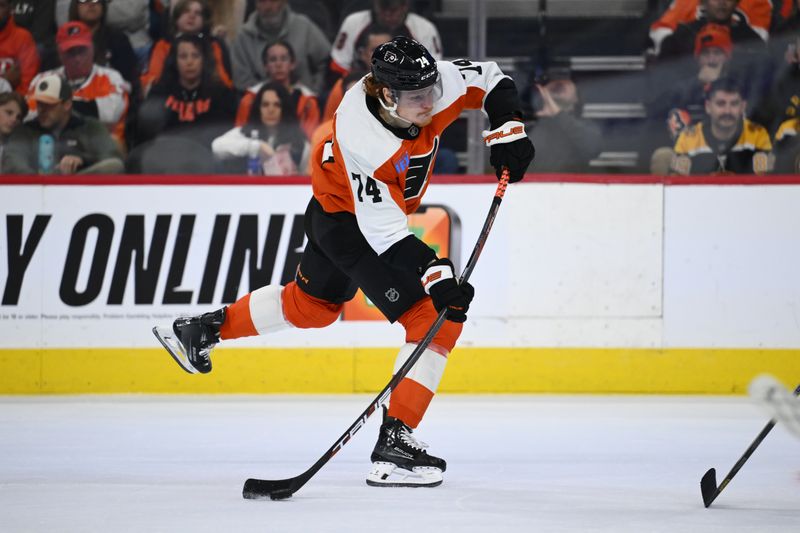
[371,36,438,91]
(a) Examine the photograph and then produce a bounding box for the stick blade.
[700,467,718,507]
[242,478,295,500]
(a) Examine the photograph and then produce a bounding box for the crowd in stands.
[0,0,798,176]
[643,0,800,174]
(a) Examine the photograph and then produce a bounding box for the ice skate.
[152,308,225,374]
[366,408,446,487]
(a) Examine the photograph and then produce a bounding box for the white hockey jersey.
[310,59,508,255]
[330,10,442,74]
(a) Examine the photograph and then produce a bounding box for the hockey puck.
[269,489,293,500]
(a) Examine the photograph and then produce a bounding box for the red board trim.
[1,173,799,186]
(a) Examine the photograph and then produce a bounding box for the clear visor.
[394,76,443,109]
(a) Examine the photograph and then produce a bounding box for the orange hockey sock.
[387,341,451,428]
[219,285,290,340]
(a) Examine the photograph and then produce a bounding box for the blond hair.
[362,73,389,103]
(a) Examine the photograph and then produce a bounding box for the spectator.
[659,0,767,61]
[105,0,152,69]
[68,0,141,106]
[213,81,308,175]
[142,0,233,95]
[27,21,130,148]
[650,25,738,174]
[524,72,602,173]
[164,0,247,44]
[775,114,800,170]
[0,90,25,171]
[323,23,390,121]
[652,1,772,140]
[671,76,772,174]
[329,0,441,79]
[11,0,57,69]
[244,0,337,39]
[231,0,330,92]
[764,25,800,172]
[650,0,773,54]
[650,24,734,136]
[139,32,236,147]
[773,116,799,171]
[0,0,40,95]
[234,40,320,138]
[3,73,124,174]
[204,0,247,44]
[751,25,800,133]
[286,0,336,41]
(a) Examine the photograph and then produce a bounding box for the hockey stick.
[242,170,511,500]
[700,381,800,508]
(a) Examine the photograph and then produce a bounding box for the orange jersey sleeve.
[323,79,345,122]
[141,40,170,93]
[210,41,233,89]
[296,92,320,139]
[235,88,257,127]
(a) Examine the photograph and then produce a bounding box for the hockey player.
[157,36,534,487]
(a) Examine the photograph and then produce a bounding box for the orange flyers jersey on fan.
[650,0,772,44]
[310,59,507,255]
[27,65,130,144]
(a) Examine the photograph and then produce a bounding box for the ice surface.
[0,395,798,532]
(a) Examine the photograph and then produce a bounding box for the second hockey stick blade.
[701,379,800,508]
[700,468,722,508]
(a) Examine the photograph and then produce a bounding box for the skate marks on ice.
[0,395,798,533]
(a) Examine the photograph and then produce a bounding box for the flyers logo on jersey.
[401,137,439,200]
[384,51,398,63]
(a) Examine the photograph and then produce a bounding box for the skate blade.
[366,461,443,488]
[152,326,198,374]
[749,374,800,438]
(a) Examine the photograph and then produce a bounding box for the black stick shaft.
[243,171,511,499]
[705,382,800,506]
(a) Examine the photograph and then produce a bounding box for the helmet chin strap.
[378,93,414,128]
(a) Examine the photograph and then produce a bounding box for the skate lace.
[398,426,428,451]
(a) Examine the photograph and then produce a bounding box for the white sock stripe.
[392,342,447,393]
[248,285,291,335]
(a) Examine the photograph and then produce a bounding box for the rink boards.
[1,174,799,394]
